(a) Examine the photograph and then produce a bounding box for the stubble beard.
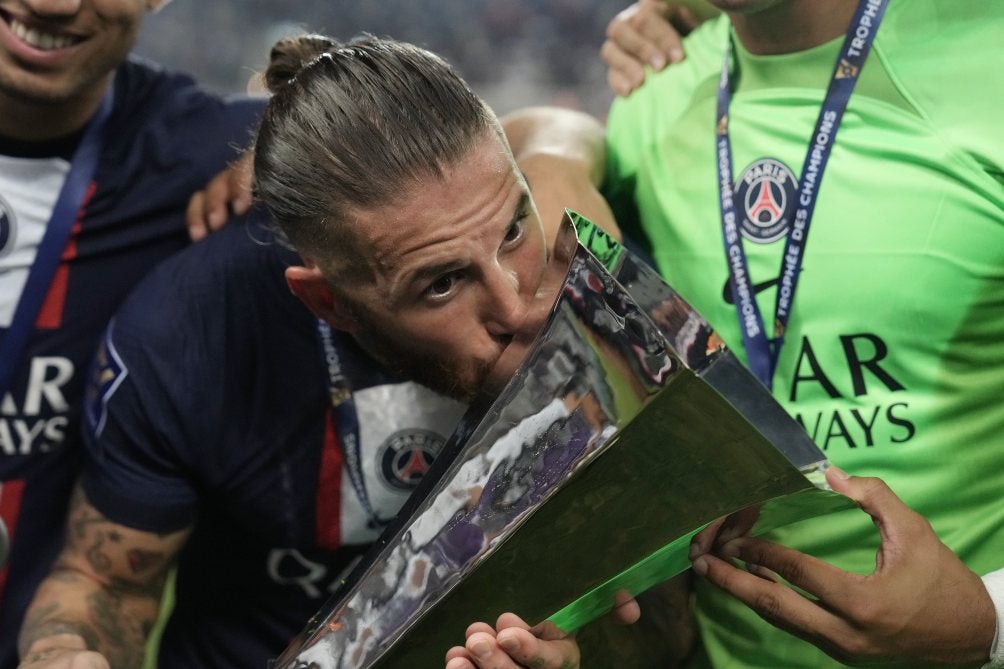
[350,322,494,404]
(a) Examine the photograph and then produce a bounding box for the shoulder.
[113,217,303,354]
[870,1,1004,175]
[606,15,727,177]
[608,16,727,132]
[875,1,1000,82]
[112,57,266,133]
[100,58,266,180]
[92,216,317,446]
[875,2,1003,137]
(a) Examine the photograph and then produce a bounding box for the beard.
[349,319,497,404]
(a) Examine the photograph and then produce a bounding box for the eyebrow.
[511,192,531,228]
[403,260,466,294]
[391,192,532,305]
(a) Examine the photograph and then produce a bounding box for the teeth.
[9,18,75,51]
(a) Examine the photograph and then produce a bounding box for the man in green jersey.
[493,0,1004,668]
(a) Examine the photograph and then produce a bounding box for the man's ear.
[285,265,360,333]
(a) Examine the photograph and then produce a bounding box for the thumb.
[610,588,641,625]
[825,466,917,548]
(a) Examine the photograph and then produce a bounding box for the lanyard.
[0,86,115,400]
[715,0,888,389]
[316,320,388,530]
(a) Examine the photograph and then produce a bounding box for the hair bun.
[264,34,339,94]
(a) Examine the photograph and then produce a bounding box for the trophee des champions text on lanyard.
[715,0,888,390]
[316,319,390,531]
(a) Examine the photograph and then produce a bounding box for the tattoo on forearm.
[86,589,152,669]
[85,533,113,574]
[21,487,176,668]
[110,573,167,599]
[20,602,101,656]
[66,486,171,580]
[127,547,164,574]
[68,487,110,544]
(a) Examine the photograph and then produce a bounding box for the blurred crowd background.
[135,0,635,119]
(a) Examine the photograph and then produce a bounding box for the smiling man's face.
[0,0,152,106]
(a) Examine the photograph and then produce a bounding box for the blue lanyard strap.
[316,320,388,530]
[715,0,888,389]
[0,86,115,400]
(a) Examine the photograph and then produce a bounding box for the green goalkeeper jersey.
[605,1,1004,667]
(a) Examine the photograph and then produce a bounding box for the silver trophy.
[271,212,849,669]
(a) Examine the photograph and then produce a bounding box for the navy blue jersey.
[0,57,264,666]
[82,222,466,667]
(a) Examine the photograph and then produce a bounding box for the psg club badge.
[735,158,798,244]
[378,429,444,491]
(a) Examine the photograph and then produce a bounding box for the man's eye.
[504,218,525,244]
[426,273,457,297]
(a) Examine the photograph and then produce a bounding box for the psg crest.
[378,429,444,491]
[735,158,797,243]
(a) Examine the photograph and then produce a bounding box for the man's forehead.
[341,137,526,292]
[359,134,520,234]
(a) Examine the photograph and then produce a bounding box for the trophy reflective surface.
[272,212,850,669]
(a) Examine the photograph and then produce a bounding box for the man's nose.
[484,266,530,337]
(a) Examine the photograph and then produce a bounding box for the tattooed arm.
[17,484,190,669]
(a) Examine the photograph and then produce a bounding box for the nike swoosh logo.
[722,276,779,305]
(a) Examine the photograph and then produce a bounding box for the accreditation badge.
[735,158,798,244]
